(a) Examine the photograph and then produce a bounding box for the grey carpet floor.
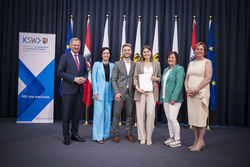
[0,118,249,167]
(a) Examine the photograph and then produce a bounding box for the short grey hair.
[70,37,81,45]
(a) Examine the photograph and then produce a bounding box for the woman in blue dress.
[92,47,114,144]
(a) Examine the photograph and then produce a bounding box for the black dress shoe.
[71,135,85,142]
[64,137,70,145]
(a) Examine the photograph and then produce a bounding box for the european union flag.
[65,20,73,54]
[60,20,73,96]
[207,21,217,110]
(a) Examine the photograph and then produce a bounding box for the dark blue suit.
[57,52,88,138]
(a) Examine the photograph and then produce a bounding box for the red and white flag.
[189,17,197,61]
[186,17,197,100]
[82,17,92,107]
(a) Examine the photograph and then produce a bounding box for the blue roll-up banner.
[17,32,56,123]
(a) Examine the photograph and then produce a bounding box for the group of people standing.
[57,37,212,152]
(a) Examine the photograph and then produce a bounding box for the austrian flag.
[82,18,92,107]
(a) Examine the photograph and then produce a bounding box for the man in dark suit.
[111,43,136,143]
[57,37,88,145]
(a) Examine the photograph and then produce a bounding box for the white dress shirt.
[123,58,131,88]
[71,51,79,64]
[162,69,171,99]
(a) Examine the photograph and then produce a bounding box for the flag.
[59,18,73,96]
[82,17,92,108]
[65,20,73,54]
[133,16,141,62]
[102,15,109,47]
[120,15,126,60]
[186,17,197,100]
[189,18,197,61]
[172,16,178,53]
[207,19,217,110]
[152,16,159,61]
[152,16,160,107]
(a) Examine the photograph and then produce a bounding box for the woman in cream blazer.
[134,45,161,145]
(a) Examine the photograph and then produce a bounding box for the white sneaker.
[169,139,181,148]
[140,140,146,144]
[164,137,174,146]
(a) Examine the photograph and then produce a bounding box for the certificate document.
[139,74,153,91]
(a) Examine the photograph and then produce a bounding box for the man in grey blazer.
[111,43,136,143]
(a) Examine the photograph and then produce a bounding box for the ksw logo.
[23,37,41,44]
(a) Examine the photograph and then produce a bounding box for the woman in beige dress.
[184,42,212,151]
[134,45,161,145]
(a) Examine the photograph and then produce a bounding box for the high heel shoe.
[188,145,194,150]
[97,140,104,144]
[190,144,205,151]
[189,141,205,150]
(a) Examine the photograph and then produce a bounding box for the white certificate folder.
[139,74,153,91]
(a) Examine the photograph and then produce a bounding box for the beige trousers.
[136,91,156,142]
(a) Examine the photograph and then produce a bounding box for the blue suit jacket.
[57,52,88,95]
[92,61,114,101]
[159,65,185,103]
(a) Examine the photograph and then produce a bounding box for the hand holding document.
[139,74,153,91]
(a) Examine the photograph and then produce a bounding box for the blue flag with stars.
[207,21,217,110]
[59,20,73,96]
[65,20,73,54]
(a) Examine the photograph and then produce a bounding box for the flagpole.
[82,14,91,126]
[83,107,89,125]
[135,15,141,126]
[153,15,159,127]
[83,15,90,126]
[207,114,213,130]
[118,15,126,126]
[119,16,124,126]
[134,111,137,127]
[207,15,213,131]
[134,11,138,124]
[60,15,74,96]
[134,15,141,127]
[187,16,196,130]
